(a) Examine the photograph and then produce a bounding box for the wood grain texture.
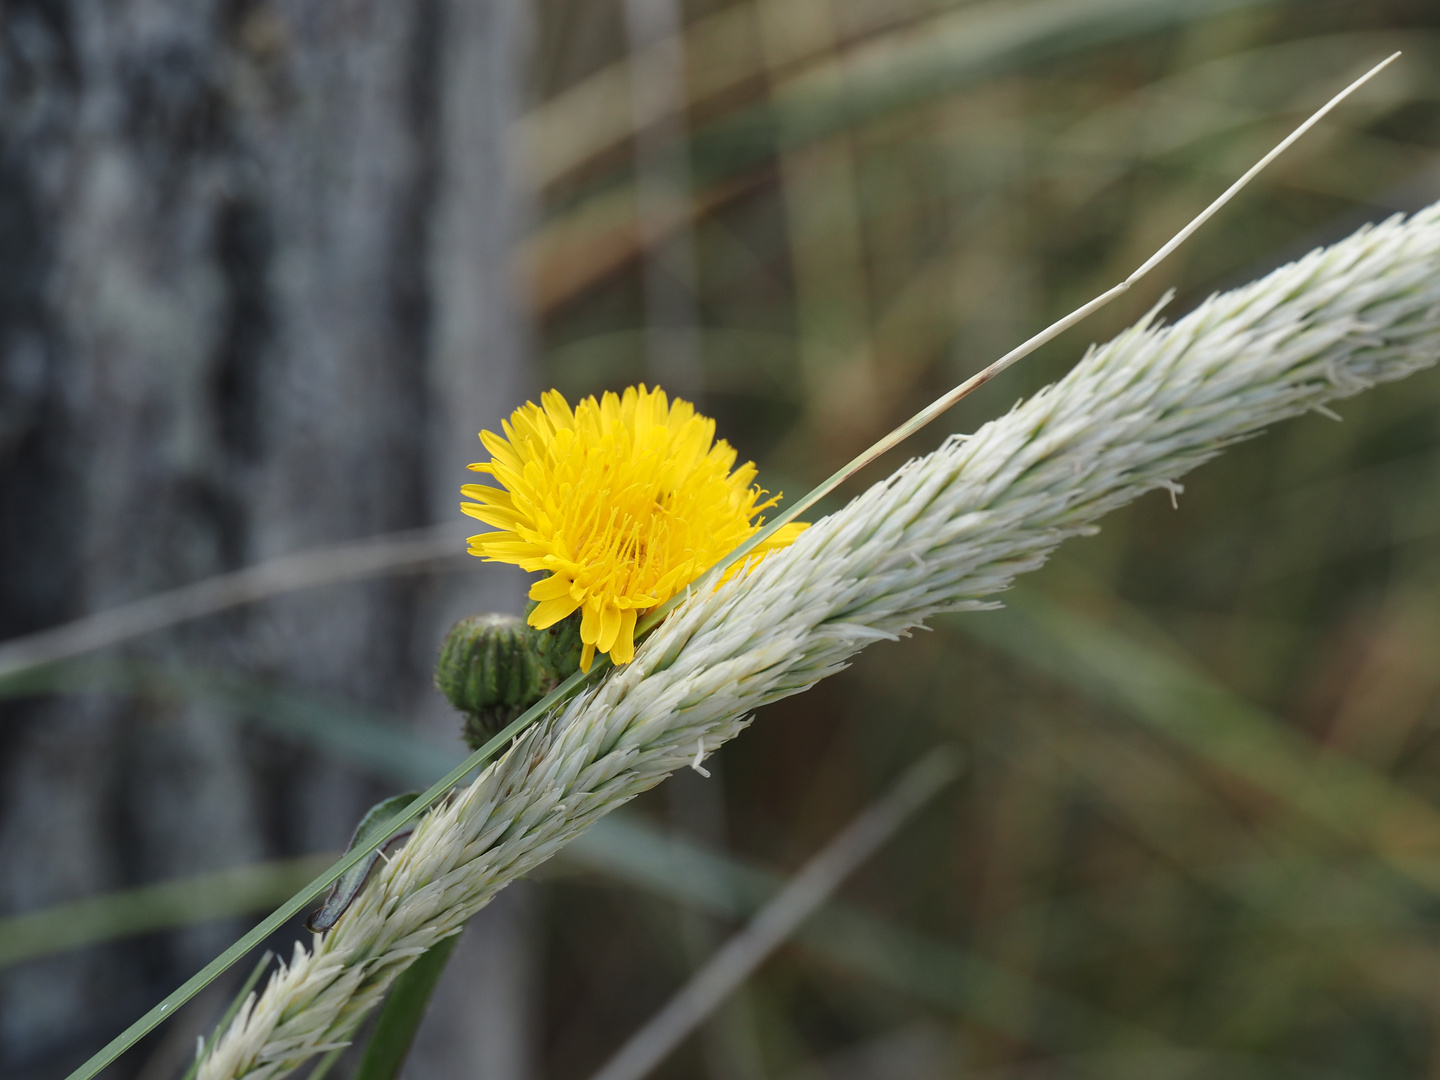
[0,2,532,1076]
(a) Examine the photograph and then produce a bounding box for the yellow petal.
[529,594,582,629]
[609,608,638,664]
[529,573,574,601]
[479,429,524,473]
[460,483,512,505]
[596,603,621,653]
[579,600,602,645]
[541,389,575,430]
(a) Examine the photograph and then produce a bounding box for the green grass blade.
[684,0,1289,186]
[179,950,275,1080]
[351,934,462,1080]
[952,593,1440,895]
[63,664,597,1080]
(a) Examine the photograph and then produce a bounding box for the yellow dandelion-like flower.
[462,385,807,671]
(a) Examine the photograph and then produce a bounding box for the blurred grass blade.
[527,0,1301,314]
[587,748,960,1080]
[351,934,462,1080]
[1050,31,1429,203]
[0,526,462,683]
[527,0,1288,191]
[696,0,1283,180]
[179,950,275,1080]
[953,593,1440,895]
[0,858,330,968]
[566,808,1158,1052]
[306,1047,346,1080]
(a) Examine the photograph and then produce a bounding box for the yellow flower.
[462,385,807,671]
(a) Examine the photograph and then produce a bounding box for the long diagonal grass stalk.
[62,55,1401,1080]
[642,52,1401,623]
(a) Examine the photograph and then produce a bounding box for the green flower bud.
[436,614,549,747]
[435,610,587,750]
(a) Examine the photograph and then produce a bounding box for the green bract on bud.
[436,614,549,748]
[434,610,585,749]
[526,600,584,682]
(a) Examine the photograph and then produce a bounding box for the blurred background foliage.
[6,0,1440,1078]
[525,2,1440,1072]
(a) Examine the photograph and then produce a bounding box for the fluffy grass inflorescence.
[463,385,808,669]
[197,203,1440,1080]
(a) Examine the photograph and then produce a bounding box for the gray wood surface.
[0,2,533,1076]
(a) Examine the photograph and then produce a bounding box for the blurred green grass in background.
[529,0,1440,1076]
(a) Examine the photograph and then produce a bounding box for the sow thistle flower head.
[463,384,806,670]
